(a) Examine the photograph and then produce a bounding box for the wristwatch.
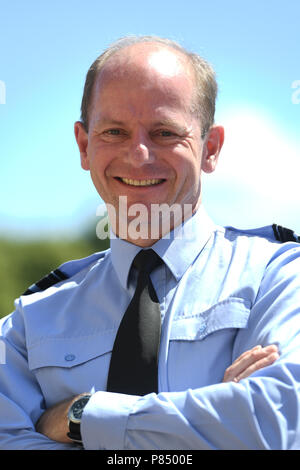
[67,393,92,444]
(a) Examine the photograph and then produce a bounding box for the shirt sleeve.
[0,305,76,450]
[81,244,300,450]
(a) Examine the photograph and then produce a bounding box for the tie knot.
[133,249,162,274]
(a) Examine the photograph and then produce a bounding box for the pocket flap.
[28,329,116,370]
[170,298,251,341]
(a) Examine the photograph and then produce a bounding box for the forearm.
[0,421,76,450]
[0,391,76,450]
[35,396,75,444]
[81,362,300,450]
[0,311,78,451]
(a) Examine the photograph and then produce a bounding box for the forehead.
[104,43,192,78]
[101,42,193,73]
[90,44,196,119]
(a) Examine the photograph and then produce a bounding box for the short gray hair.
[80,35,218,138]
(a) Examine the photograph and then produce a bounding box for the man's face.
[75,44,223,244]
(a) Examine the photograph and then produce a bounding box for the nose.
[126,128,155,167]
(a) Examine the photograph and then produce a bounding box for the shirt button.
[65,354,76,362]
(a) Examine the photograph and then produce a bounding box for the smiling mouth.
[117,177,165,187]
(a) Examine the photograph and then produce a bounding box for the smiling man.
[0,36,300,450]
[75,40,223,245]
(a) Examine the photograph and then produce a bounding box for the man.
[0,36,299,450]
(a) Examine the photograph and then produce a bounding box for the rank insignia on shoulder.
[272,224,300,244]
[22,268,69,296]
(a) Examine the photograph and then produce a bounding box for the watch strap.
[67,420,82,443]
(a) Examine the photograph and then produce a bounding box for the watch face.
[69,395,91,423]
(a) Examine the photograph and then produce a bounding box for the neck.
[109,200,201,247]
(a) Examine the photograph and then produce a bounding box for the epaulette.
[272,224,300,243]
[21,250,107,296]
[22,269,69,296]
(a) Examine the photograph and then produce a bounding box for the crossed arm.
[36,344,279,444]
[2,242,299,449]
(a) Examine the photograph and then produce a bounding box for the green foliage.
[0,233,110,318]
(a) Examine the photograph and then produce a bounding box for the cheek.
[87,146,108,177]
[171,148,201,182]
[89,165,108,194]
[88,140,119,175]
[87,153,108,190]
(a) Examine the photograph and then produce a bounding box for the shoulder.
[213,222,300,271]
[6,247,112,343]
[21,248,111,297]
[225,224,300,279]
[0,248,114,369]
[2,247,116,349]
[224,223,300,244]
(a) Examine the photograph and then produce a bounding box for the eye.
[159,130,174,137]
[159,130,176,137]
[105,129,121,135]
[100,128,127,141]
[153,129,178,139]
[152,129,181,144]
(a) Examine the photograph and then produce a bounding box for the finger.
[234,351,279,382]
[223,345,278,383]
[229,345,263,368]
[231,345,278,373]
[223,346,264,382]
[223,346,262,382]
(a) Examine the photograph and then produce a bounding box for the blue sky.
[0,0,299,239]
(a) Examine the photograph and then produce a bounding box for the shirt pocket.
[167,298,251,391]
[27,329,116,407]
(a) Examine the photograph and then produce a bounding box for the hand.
[35,395,78,444]
[222,344,279,383]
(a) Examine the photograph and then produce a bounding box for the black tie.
[107,249,162,396]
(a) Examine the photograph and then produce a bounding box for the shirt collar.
[110,206,216,289]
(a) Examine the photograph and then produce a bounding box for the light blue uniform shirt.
[1,207,300,450]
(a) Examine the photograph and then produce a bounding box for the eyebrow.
[94,117,125,127]
[152,120,187,133]
[93,117,188,134]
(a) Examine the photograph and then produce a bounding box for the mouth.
[116,177,165,187]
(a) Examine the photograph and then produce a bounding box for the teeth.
[120,178,163,186]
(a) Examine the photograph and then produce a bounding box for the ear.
[201,125,224,174]
[74,121,90,170]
